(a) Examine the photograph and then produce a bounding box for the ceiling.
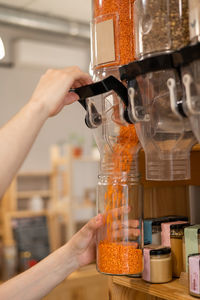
[0,0,91,23]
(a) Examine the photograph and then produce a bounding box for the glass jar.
[91,0,135,71]
[170,223,189,277]
[189,254,200,298]
[189,0,200,43]
[97,173,143,276]
[184,226,200,272]
[143,246,172,283]
[152,221,162,245]
[134,0,190,59]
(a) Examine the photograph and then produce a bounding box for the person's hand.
[67,214,104,268]
[29,66,92,118]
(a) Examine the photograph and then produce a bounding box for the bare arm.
[0,215,103,300]
[0,66,92,198]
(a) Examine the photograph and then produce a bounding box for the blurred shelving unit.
[0,144,99,280]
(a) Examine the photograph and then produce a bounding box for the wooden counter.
[110,276,194,300]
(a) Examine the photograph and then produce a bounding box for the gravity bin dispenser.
[119,0,197,181]
[73,0,143,276]
[181,0,200,143]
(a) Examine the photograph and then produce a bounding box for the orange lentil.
[98,241,143,274]
[93,0,135,68]
[98,124,142,275]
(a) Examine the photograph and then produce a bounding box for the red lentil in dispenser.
[91,0,135,70]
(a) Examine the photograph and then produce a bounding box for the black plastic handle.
[71,75,129,108]
[71,75,131,127]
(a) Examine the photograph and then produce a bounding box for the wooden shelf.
[17,190,52,199]
[18,171,51,177]
[73,156,100,162]
[112,277,194,300]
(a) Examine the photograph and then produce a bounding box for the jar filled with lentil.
[93,94,143,275]
[91,0,135,70]
[97,173,143,276]
[134,0,190,59]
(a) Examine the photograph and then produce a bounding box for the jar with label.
[189,254,200,298]
[170,223,189,277]
[184,225,200,272]
[134,0,190,59]
[189,0,200,43]
[143,246,172,283]
[151,216,188,246]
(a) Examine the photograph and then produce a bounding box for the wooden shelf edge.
[17,190,52,199]
[18,171,51,177]
[112,276,193,300]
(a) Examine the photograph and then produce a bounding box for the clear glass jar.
[91,0,135,70]
[184,226,200,272]
[152,222,162,245]
[97,173,143,275]
[134,0,190,59]
[170,224,189,277]
[143,246,172,283]
[188,254,200,297]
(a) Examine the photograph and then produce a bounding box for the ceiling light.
[0,38,5,60]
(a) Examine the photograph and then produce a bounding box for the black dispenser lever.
[71,75,131,128]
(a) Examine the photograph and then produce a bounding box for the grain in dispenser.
[134,0,190,59]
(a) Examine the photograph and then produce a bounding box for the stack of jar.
[143,216,189,283]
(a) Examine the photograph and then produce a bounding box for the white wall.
[0,60,98,198]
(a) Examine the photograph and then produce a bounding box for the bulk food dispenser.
[119,0,197,181]
[73,0,143,276]
[180,0,200,143]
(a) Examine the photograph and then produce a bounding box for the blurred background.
[0,1,109,299]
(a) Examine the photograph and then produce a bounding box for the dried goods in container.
[134,0,190,59]
[92,0,135,69]
[188,0,200,42]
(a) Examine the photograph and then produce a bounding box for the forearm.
[0,243,78,300]
[0,100,48,198]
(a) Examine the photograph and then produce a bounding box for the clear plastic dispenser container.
[91,0,134,70]
[188,0,200,44]
[120,53,196,181]
[134,0,190,59]
[178,1,200,143]
[73,75,143,276]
